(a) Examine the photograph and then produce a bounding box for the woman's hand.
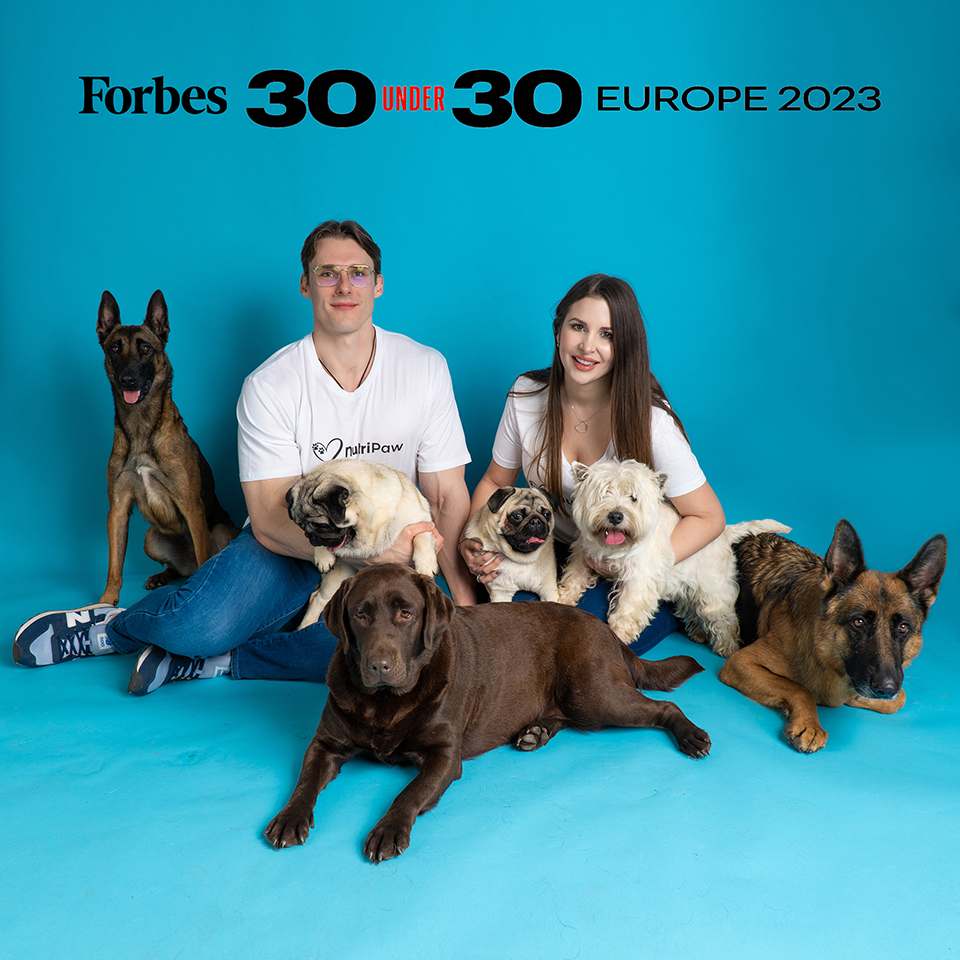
[583,553,618,579]
[458,537,502,589]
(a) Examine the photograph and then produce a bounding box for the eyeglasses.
[310,264,375,287]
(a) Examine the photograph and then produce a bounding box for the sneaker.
[13,605,122,667]
[127,645,229,696]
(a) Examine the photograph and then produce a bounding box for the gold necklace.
[318,329,377,391]
[565,390,610,434]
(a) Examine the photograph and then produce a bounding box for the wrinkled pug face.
[486,487,559,555]
[286,477,361,551]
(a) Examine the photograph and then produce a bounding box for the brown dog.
[96,290,238,605]
[719,519,947,753]
[265,564,710,862]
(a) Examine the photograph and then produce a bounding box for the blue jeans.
[512,583,679,657]
[105,526,681,682]
[106,526,338,681]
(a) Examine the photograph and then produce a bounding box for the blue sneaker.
[127,645,229,696]
[13,605,122,666]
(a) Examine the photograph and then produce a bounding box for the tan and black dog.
[719,519,947,753]
[96,289,238,605]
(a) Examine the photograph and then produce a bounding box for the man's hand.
[357,521,444,568]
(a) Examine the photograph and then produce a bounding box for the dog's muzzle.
[505,515,550,553]
[600,512,630,547]
[305,524,356,550]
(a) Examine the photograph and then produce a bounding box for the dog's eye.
[540,509,552,520]
[398,610,413,621]
[896,622,911,635]
[851,616,866,629]
[138,343,152,357]
[509,512,523,523]
[110,340,122,354]
[629,495,637,503]
[354,611,368,623]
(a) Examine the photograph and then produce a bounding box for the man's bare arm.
[420,465,476,606]
[241,476,314,561]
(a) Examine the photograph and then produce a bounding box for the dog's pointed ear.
[419,575,455,651]
[322,577,353,654]
[824,519,866,587]
[654,471,669,490]
[97,291,120,343]
[144,290,170,346]
[486,487,515,514]
[571,462,590,485]
[898,533,947,611]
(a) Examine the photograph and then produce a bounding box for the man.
[14,219,475,693]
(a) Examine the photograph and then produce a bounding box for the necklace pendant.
[574,420,588,434]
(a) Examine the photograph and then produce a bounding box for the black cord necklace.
[318,329,377,391]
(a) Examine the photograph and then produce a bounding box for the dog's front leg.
[607,578,660,645]
[557,543,596,605]
[411,529,440,579]
[265,725,355,849]
[719,643,829,753]
[364,746,462,863]
[181,496,212,567]
[298,562,354,629]
[100,486,136,605]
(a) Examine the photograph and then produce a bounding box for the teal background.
[2,3,958,959]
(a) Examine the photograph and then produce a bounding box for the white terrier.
[557,459,790,656]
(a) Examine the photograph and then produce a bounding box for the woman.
[458,274,725,654]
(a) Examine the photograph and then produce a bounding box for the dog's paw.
[313,548,336,574]
[675,723,711,759]
[264,807,315,849]
[555,586,582,606]
[785,722,828,753]
[516,725,551,751]
[364,817,412,863]
[144,568,178,591]
[608,612,650,645]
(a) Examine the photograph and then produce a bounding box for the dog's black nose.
[607,511,624,526]
[868,678,900,699]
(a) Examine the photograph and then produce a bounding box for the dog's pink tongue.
[605,530,626,546]
[123,390,140,404]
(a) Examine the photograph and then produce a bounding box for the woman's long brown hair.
[514,274,688,506]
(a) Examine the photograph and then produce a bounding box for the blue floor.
[3,553,958,960]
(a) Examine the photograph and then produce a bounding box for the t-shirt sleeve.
[415,356,471,475]
[236,374,303,482]
[651,407,707,499]
[490,390,524,472]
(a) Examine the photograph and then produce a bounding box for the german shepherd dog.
[96,290,239,606]
[719,519,947,753]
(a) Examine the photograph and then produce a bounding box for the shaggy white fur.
[557,459,789,656]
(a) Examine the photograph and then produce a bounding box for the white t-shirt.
[238,327,470,484]
[491,375,706,542]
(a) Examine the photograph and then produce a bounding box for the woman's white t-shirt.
[491,375,705,542]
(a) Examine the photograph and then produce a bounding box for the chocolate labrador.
[265,564,710,862]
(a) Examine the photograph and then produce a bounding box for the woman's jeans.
[106,526,681,681]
